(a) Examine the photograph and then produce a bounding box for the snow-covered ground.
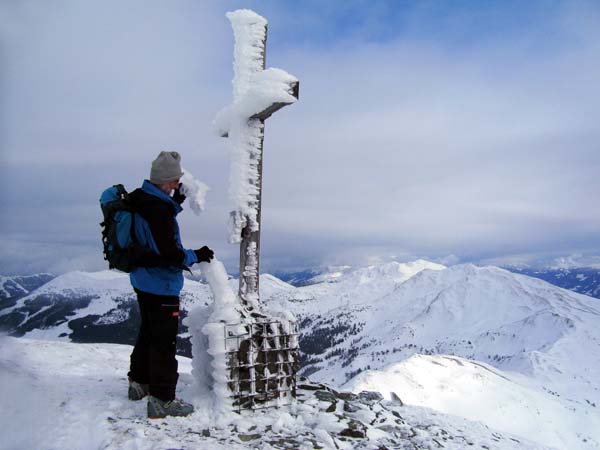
[347,354,600,449]
[0,337,550,450]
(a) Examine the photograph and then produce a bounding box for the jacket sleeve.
[182,249,198,267]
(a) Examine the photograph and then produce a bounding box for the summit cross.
[215,9,299,310]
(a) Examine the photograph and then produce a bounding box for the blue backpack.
[99,184,148,272]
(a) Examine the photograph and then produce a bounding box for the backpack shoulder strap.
[128,188,175,222]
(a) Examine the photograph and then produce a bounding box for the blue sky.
[248,0,583,49]
[1,0,599,274]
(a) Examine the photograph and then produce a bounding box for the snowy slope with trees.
[0,271,208,353]
[0,270,290,357]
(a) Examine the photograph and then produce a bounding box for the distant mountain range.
[507,267,600,299]
[272,265,353,287]
[289,262,600,393]
[0,273,55,308]
[274,263,600,300]
[269,262,600,391]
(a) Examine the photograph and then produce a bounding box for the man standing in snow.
[126,151,214,418]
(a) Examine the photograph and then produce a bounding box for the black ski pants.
[128,288,180,401]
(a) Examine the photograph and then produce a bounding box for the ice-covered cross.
[214,9,299,309]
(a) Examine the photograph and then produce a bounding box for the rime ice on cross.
[215,9,299,310]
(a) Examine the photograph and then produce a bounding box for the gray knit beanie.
[150,151,184,184]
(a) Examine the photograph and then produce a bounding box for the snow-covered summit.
[25,269,130,295]
[0,337,548,450]
[277,259,446,315]
[337,260,445,285]
[304,260,444,287]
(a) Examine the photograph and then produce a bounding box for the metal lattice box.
[224,320,299,411]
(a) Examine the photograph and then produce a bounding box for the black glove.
[172,183,186,205]
[194,246,214,263]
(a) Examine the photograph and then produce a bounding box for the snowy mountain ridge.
[272,257,600,301]
[291,263,600,387]
[0,273,54,303]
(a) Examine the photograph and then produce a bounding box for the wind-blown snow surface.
[0,337,548,450]
[348,354,600,450]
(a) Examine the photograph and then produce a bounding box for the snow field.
[347,354,600,449]
[0,337,549,449]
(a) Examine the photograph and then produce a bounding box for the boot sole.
[147,414,192,418]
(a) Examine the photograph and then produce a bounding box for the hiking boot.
[128,379,149,401]
[147,396,194,419]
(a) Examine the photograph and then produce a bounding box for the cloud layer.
[1,0,599,274]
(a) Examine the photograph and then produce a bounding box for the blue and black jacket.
[128,180,197,296]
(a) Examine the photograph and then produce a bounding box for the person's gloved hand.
[194,246,214,263]
[172,183,186,205]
